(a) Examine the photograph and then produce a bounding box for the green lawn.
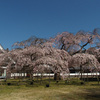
[0,80,100,100]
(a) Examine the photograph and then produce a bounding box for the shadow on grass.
[84,88,100,100]
[56,86,100,100]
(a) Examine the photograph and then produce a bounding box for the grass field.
[0,79,100,100]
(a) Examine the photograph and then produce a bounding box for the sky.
[0,0,100,49]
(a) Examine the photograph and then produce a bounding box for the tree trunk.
[40,73,43,84]
[26,72,30,78]
[37,72,39,82]
[49,68,51,84]
[87,71,88,82]
[6,71,11,79]
[54,72,61,82]
[96,71,99,85]
[80,65,82,80]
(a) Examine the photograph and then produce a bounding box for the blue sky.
[0,0,100,49]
